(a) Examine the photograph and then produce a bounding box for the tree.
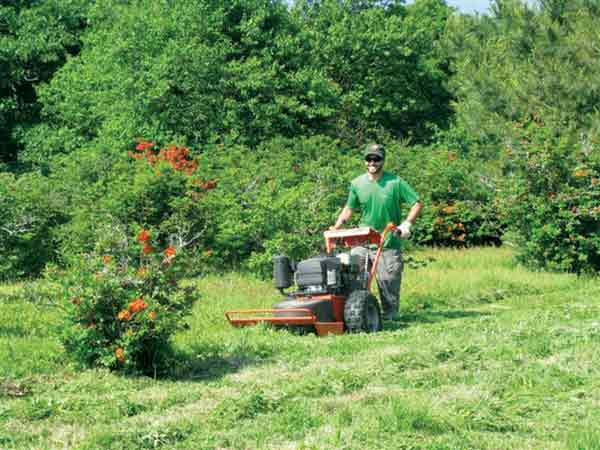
[0,0,89,170]
[293,0,453,144]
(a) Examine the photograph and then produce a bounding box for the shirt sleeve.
[346,183,360,209]
[398,179,419,205]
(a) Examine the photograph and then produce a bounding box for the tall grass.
[2,247,599,449]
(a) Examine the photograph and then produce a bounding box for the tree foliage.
[0,0,88,169]
[20,0,452,166]
[446,0,600,155]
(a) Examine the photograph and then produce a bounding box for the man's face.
[365,154,384,175]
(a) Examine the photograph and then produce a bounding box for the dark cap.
[364,143,385,160]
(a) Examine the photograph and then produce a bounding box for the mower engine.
[274,253,366,296]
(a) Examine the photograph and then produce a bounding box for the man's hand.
[331,207,353,232]
[396,221,412,239]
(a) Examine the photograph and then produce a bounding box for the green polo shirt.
[346,171,419,249]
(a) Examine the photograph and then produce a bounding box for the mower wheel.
[344,290,382,333]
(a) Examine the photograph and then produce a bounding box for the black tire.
[344,290,382,333]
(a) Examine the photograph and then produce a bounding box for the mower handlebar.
[324,223,396,254]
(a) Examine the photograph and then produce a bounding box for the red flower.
[135,140,155,152]
[137,229,151,243]
[142,243,154,254]
[164,246,176,258]
[103,255,112,264]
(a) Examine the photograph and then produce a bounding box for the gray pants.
[351,246,403,317]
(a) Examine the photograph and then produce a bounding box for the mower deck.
[225,294,346,336]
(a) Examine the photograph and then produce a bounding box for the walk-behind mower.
[225,223,396,335]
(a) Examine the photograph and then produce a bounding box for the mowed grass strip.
[1,247,600,449]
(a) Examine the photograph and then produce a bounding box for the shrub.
[48,224,197,375]
[54,140,216,271]
[199,136,357,277]
[386,146,505,247]
[501,119,600,273]
[0,171,67,280]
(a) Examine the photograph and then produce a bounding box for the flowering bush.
[418,199,504,247]
[386,146,505,247]
[501,119,600,273]
[54,139,217,276]
[48,225,197,374]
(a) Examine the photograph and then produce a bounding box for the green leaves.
[0,0,89,167]
[17,0,453,164]
[447,0,600,155]
[0,171,68,279]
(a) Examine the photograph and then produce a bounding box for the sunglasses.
[365,156,383,163]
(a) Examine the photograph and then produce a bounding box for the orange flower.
[118,309,131,321]
[164,246,176,258]
[194,180,217,190]
[142,243,153,254]
[149,311,157,320]
[137,229,151,243]
[115,347,126,363]
[573,169,589,177]
[442,205,456,214]
[103,255,112,264]
[447,152,456,161]
[129,298,148,314]
[137,266,148,277]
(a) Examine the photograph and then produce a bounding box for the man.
[331,143,422,320]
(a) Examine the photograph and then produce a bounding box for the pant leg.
[374,248,403,316]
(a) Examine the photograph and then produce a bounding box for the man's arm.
[330,206,354,230]
[405,201,422,224]
[397,201,423,238]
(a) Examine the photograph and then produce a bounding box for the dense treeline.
[1,0,599,279]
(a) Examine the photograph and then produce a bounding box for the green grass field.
[2,247,600,450]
